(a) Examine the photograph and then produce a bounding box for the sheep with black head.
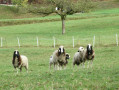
[49,53,70,70]
[12,50,28,73]
[64,53,70,67]
[83,44,95,68]
[49,46,66,70]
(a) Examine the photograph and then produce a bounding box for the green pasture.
[0,14,119,47]
[0,8,119,89]
[0,46,119,89]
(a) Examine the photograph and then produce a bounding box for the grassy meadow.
[0,7,119,89]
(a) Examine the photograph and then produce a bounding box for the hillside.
[0,0,119,20]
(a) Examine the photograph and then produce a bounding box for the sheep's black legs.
[20,66,22,72]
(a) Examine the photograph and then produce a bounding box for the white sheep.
[49,46,66,70]
[12,50,28,73]
[73,47,85,68]
[49,53,70,70]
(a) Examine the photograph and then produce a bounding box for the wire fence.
[0,34,118,48]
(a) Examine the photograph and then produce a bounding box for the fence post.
[37,37,39,47]
[1,37,2,47]
[17,37,20,48]
[73,36,74,48]
[116,34,118,46]
[53,37,55,48]
[93,35,95,48]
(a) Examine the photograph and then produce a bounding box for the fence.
[0,34,118,48]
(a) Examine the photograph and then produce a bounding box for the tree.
[51,0,94,34]
[29,0,95,34]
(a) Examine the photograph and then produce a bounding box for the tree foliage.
[12,0,28,7]
[29,0,95,18]
[28,0,95,34]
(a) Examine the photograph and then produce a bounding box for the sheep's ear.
[58,49,60,52]
[13,52,15,64]
[87,45,89,50]
[13,52,15,58]
[91,46,92,50]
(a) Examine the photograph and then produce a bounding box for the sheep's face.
[78,47,84,52]
[87,44,93,55]
[13,50,20,58]
[66,53,70,60]
[58,46,65,54]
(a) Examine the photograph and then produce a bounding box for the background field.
[0,4,119,90]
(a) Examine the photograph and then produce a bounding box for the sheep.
[73,47,85,68]
[64,53,70,67]
[57,53,70,69]
[49,53,70,70]
[83,44,95,68]
[49,46,66,70]
[12,50,28,73]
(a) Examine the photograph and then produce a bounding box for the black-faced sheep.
[12,50,28,73]
[64,53,70,67]
[83,44,95,68]
[49,46,66,70]
[73,47,85,68]
[49,53,70,70]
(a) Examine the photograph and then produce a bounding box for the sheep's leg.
[64,65,66,70]
[73,62,75,68]
[49,63,51,70]
[20,66,22,72]
[60,66,62,70]
[58,65,61,70]
[56,65,58,70]
[60,65,63,70]
[80,63,82,68]
[14,67,16,72]
[78,65,80,70]
[54,63,56,70]
[90,60,93,68]
[61,66,63,70]
[81,63,84,68]
[58,65,62,70]
[25,66,28,73]
[16,68,18,74]
[87,61,89,68]
[83,62,85,68]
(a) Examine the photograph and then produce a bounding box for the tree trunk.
[62,18,65,34]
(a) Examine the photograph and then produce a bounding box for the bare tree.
[29,0,94,34]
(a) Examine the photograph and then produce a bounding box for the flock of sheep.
[12,44,95,73]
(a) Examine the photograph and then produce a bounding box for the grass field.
[0,8,119,89]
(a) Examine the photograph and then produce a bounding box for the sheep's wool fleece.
[20,55,28,67]
[74,51,84,59]
[53,50,65,62]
